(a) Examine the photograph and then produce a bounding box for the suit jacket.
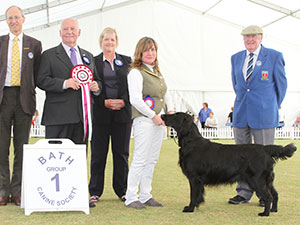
[36,43,101,126]
[0,34,42,115]
[93,53,132,124]
[231,45,287,129]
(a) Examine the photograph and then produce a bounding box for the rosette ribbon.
[71,65,94,141]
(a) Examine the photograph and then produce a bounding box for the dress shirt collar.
[9,32,23,41]
[103,54,116,71]
[61,42,80,55]
[246,44,261,57]
[143,63,154,72]
[102,53,116,62]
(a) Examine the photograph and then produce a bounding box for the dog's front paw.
[183,206,194,213]
[270,207,278,213]
[258,212,270,217]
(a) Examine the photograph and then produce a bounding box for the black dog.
[161,112,296,216]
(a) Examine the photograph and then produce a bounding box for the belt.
[4,86,20,88]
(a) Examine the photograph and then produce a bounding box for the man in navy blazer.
[228,25,287,205]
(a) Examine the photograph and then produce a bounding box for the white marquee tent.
[1,0,300,127]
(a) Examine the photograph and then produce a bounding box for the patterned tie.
[246,53,254,81]
[11,37,21,86]
[70,47,78,66]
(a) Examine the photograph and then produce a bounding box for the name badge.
[28,52,34,59]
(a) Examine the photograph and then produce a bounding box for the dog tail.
[264,143,297,161]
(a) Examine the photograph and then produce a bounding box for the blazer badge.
[261,71,269,80]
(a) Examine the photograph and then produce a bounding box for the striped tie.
[11,37,21,86]
[246,53,254,81]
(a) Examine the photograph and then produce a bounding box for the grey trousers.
[233,126,275,200]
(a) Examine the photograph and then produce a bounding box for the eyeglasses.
[6,15,23,21]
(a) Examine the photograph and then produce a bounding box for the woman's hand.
[105,99,125,110]
[152,115,165,126]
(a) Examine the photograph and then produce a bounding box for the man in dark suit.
[0,6,42,206]
[36,18,101,145]
[229,25,287,206]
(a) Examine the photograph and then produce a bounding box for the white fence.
[30,126,45,137]
[28,126,300,139]
[169,127,300,139]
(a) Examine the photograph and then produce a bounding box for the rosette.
[71,65,94,140]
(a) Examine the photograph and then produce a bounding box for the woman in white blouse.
[125,37,174,209]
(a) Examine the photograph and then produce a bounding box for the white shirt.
[278,108,285,122]
[243,45,261,80]
[5,32,23,86]
[205,116,218,128]
[127,64,174,119]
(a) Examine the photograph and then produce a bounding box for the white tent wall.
[25,0,300,127]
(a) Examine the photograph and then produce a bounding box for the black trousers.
[89,121,132,198]
[0,87,32,197]
[45,122,87,145]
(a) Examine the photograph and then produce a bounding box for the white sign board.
[21,139,89,215]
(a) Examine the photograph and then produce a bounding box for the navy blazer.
[231,45,287,129]
[93,52,132,124]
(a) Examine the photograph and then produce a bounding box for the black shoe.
[259,198,265,207]
[89,195,99,208]
[119,195,126,202]
[89,201,96,208]
[228,195,250,204]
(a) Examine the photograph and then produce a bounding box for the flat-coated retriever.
[161,112,296,216]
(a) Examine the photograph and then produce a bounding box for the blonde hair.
[99,27,119,48]
[130,37,160,74]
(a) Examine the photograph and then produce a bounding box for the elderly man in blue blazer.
[228,25,287,206]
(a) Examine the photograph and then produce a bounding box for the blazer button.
[247,89,250,92]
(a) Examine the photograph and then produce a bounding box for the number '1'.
[51,173,60,192]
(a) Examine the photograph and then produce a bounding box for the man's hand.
[65,78,80,90]
[90,81,99,92]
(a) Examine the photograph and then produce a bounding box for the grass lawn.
[0,138,299,225]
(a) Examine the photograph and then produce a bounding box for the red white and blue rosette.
[143,95,155,110]
[71,65,94,141]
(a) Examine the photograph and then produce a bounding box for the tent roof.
[1,0,300,46]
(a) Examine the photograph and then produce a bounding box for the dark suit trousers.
[89,120,132,198]
[0,87,31,197]
[45,122,87,145]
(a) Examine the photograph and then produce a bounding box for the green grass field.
[1,138,299,225]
